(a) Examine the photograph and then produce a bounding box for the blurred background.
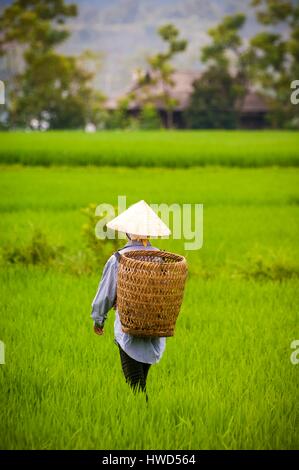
[0,0,298,130]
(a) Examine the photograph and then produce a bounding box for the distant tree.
[0,0,77,54]
[139,103,161,130]
[11,49,105,129]
[185,68,238,129]
[135,24,187,129]
[186,14,247,129]
[248,0,299,128]
[0,0,105,129]
[105,97,131,130]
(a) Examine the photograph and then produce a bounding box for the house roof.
[105,70,268,113]
[239,91,268,113]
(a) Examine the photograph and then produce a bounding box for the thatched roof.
[239,91,268,113]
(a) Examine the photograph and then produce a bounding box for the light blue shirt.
[91,240,166,364]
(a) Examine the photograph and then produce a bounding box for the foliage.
[0,0,105,129]
[2,228,64,266]
[0,0,77,54]
[186,2,299,129]
[104,97,131,130]
[185,68,240,129]
[1,203,123,275]
[186,14,247,129]
[201,13,247,69]
[81,203,122,265]
[139,104,161,130]
[11,49,105,129]
[133,24,187,129]
[248,0,299,128]
[232,251,299,281]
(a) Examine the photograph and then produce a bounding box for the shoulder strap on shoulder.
[115,246,162,261]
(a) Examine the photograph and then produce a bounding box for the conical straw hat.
[106,200,171,237]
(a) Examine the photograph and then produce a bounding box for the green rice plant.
[0,130,298,167]
[0,162,298,449]
[233,252,299,281]
[2,228,64,266]
[81,203,122,265]
[0,268,297,449]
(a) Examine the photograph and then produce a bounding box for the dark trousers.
[117,343,151,397]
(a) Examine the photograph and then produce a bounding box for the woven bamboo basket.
[116,250,188,337]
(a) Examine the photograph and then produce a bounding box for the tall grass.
[1,166,298,269]
[0,164,298,449]
[0,131,299,167]
[0,267,298,449]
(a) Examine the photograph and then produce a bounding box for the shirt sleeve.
[91,254,118,326]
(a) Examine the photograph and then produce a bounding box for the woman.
[90,200,171,400]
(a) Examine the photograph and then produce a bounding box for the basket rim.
[119,249,187,267]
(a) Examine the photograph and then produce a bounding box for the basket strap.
[114,246,161,262]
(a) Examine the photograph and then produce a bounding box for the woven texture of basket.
[116,250,188,337]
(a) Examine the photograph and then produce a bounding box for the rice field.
[0,131,298,449]
[0,130,299,167]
